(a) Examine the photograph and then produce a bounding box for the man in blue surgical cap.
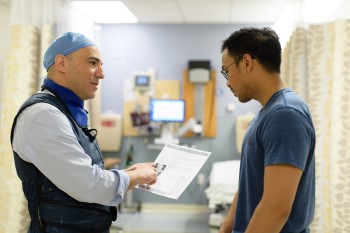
[11,32,157,233]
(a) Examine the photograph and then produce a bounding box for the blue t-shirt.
[234,88,315,233]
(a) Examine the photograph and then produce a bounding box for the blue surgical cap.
[43,32,96,71]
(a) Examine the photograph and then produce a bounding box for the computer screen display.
[149,99,185,122]
[135,75,150,86]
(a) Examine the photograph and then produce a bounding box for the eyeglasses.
[220,55,256,80]
[220,62,235,80]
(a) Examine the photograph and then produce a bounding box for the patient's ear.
[242,54,254,73]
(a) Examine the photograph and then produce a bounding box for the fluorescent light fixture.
[72,1,138,24]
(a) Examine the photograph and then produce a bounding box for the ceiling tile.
[123,0,184,23]
[230,0,289,23]
[119,0,292,24]
[178,1,231,23]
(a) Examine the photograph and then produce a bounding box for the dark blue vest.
[11,92,117,233]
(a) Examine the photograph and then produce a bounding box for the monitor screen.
[149,99,185,122]
[135,75,150,87]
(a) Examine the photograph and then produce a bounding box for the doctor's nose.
[96,65,104,79]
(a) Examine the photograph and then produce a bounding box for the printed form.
[137,143,211,199]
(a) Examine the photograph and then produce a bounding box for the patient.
[218,27,316,233]
[11,32,157,233]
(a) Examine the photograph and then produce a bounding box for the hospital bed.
[205,160,240,228]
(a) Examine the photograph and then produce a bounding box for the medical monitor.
[149,99,185,122]
[133,74,152,92]
[135,75,150,87]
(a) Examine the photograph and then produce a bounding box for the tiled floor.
[111,212,217,233]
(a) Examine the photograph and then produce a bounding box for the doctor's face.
[65,46,104,100]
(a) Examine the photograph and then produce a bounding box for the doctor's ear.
[54,54,68,72]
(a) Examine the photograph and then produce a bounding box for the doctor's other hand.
[124,162,155,172]
[124,163,157,189]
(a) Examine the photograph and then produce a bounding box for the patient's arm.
[245,164,302,233]
[218,191,238,233]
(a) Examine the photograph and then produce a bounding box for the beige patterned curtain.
[282,19,350,233]
[0,25,40,233]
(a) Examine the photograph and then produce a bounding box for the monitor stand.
[154,122,179,145]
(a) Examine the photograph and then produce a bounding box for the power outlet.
[197,173,206,187]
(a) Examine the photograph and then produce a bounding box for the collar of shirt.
[43,78,88,127]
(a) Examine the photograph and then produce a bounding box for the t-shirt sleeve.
[261,107,314,170]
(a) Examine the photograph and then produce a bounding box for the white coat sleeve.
[12,103,129,206]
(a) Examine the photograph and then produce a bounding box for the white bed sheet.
[205,160,240,208]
